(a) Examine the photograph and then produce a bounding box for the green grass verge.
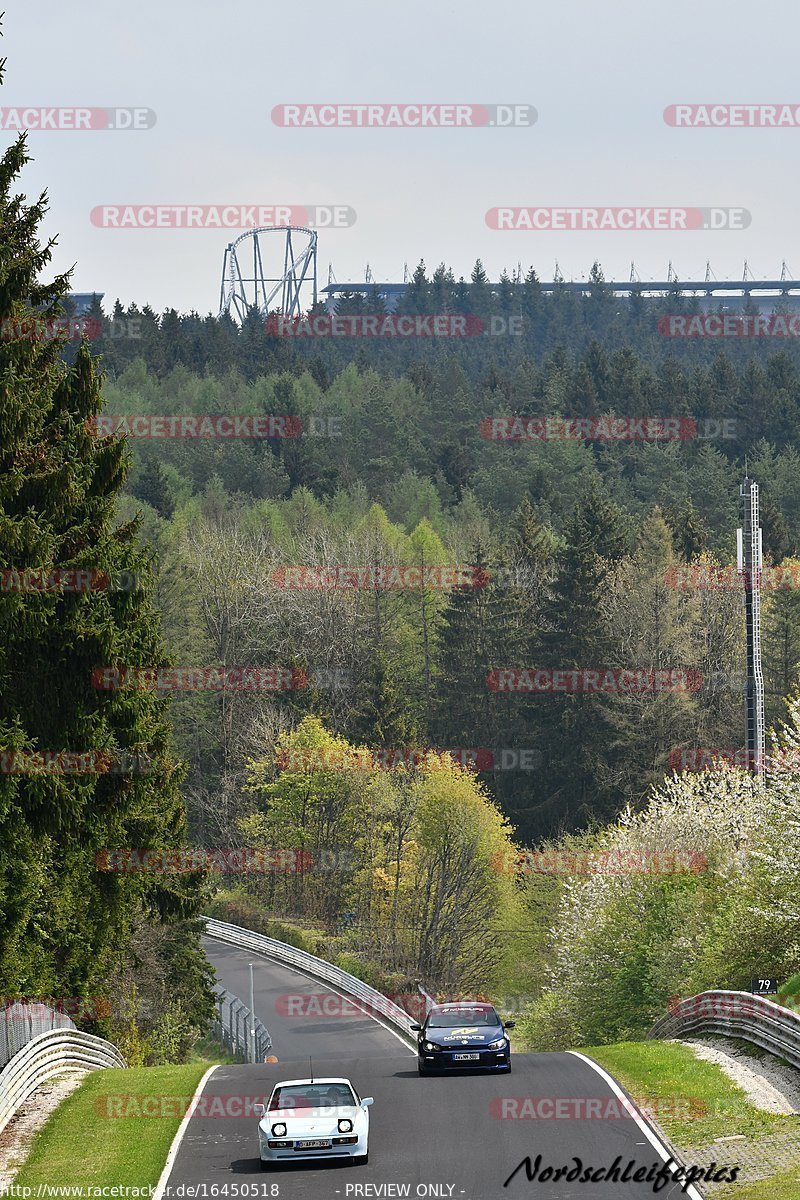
[577,1040,797,1147]
[714,1164,800,1200]
[191,1036,237,1066]
[15,1064,210,1189]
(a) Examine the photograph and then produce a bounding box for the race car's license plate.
[295,1139,331,1149]
[453,1052,480,1061]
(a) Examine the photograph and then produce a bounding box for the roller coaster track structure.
[218,225,317,322]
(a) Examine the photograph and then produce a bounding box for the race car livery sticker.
[442,1027,487,1042]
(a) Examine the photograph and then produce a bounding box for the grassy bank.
[14,1064,210,1190]
[714,1165,800,1200]
[580,1040,800,1199]
[581,1040,793,1146]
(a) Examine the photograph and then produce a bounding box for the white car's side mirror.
[254,1103,265,1116]
[361,1097,374,1107]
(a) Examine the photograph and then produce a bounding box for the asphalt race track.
[201,936,404,1061]
[156,937,708,1199]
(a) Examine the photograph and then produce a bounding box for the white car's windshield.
[426,1007,500,1028]
[269,1084,356,1111]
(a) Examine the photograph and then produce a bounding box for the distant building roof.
[69,292,104,314]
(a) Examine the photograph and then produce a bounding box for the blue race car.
[411,1001,514,1074]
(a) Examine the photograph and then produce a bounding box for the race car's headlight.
[488,1038,507,1049]
[424,1041,439,1051]
[337,1118,353,1133]
[271,1122,287,1136]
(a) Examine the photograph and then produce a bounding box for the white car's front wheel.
[353,1152,369,1165]
[259,1158,272,1171]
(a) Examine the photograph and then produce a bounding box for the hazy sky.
[7,2,800,313]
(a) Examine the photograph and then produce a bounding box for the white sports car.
[255,1077,373,1168]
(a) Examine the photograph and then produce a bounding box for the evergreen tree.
[469,259,492,321]
[529,495,621,835]
[666,497,710,562]
[398,262,430,315]
[0,106,196,996]
[762,563,800,735]
[602,510,701,803]
[760,493,791,562]
[431,545,535,832]
[572,478,631,561]
[510,496,558,567]
[132,456,176,519]
[346,652,420,749]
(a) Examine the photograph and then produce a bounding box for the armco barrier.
[648,990,800,1069]
[0,1028,126,1135]
[203,916,419,1044]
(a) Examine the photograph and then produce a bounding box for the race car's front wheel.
[354,1153,369,1165]
[259,1159,272,1171]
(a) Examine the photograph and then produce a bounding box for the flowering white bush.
[519,752,800,1049]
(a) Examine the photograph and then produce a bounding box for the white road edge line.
[152,1064,218,1200]
[567,1052,705,1200]
[205,934,416,1055]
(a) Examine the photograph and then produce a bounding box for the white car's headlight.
[338,1118,353,1133]
[271,1122,287,1136]
[488,1038,507,1049]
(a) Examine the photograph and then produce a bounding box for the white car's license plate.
[453,1052,480,1061]
[295,1139,331,1149]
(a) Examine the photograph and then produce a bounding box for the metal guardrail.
[648,990,800,1069]
[212,986,272,1062]
[1,1002,75,1070]
[0,1028,126,1135]
[203,916,419,1044]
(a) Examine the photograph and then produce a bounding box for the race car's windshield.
[268,1083,357,1111]
[426,1007,500,1028]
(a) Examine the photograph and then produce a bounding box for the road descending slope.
[157,936,708,1199]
